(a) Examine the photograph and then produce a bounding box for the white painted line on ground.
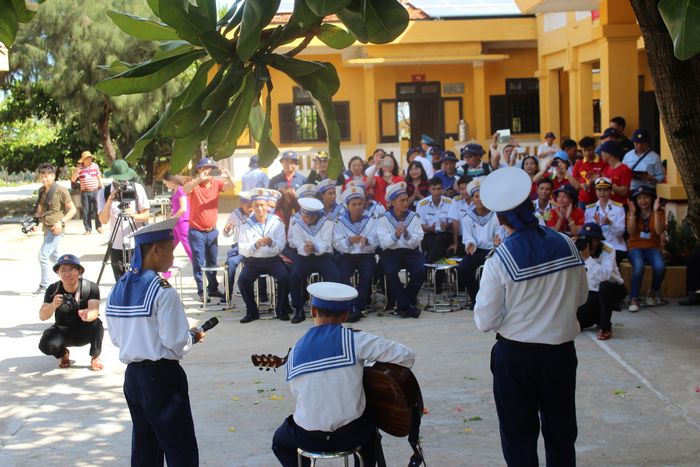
[588,332,700,430]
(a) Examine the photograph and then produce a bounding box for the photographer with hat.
[305,150,344,186]
[38,254,103,371]
[70,151,104,235]
[474,167,588,467]
[269,151,306,192]
[241,155,269,191]
[97,159,150,281]
[575,223,626,340]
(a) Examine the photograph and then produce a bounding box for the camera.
[58,293,77,314]
[575,237,589,252]
[21,216,39,234]
[113,180,137,209]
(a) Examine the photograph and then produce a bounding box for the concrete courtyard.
[0,216,699,466]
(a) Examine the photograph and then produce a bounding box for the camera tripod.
[96,209,138,285]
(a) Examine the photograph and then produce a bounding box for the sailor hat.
[386,182,408,202]
[479,167,531,212]
[297,184,318,199]
[299,197,323,215]
[307,281,359,312]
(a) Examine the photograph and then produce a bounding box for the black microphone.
[198,317,219,333]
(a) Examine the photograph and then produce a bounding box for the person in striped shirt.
[70,151,103,235]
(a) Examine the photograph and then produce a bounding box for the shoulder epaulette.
[159,278,172,288]
[418,198,430,206]
[602,244,613,253]
[454,195,463,201]
[443,197,452,204]
[586,202,597,209]
[610,200,623,207]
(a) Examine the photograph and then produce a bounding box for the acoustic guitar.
[251,353,424,438]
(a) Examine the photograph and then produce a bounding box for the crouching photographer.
[576,223,627,340]
[38,255,104,371]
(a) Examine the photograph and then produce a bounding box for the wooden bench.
[619,261,686,298]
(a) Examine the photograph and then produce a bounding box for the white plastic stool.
[201,266,229,310]
[424,263,460,313]
[297,447,364,467]
[167,265,183,297]
[255,274,277,317]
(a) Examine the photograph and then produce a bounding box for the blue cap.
[196,157,218,170]
[386,182,407,202]
[580,222,604,239]
[281,150,298,161]
[249,155,259,168]
[631,185,656,200]
[296,183,318,199]
[599,141,623,159]
[631,128,650,144]
[53,254,84,274]
[553,150,570,165]
[461,143,484,157]
[407,147,423,157]
[553,184,578,202]
[439,150,458,164]
[602,127,619,139]
[421,134,436,145]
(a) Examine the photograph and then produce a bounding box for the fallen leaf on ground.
[613,389,627,397]
[253,380,262,384]
[228,427,236,432]
[695,387,700,393]
[468,416,482,421]
[455,406,463,413]
[231,396,240,401]
[464,428,472,433]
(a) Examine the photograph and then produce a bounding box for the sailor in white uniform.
[447,176,472,256]
[333,186,379,323]
[473,167,588,467]
[296,183,318,200]
[106,218,208,467]
[288,197,341,323]
[458,179,500,306]
[377,182,426,318]
[238,188,292,323]
[318,178,343,221]
[272,282,415,467]
[584,177,626,263]
[223,191,253,299]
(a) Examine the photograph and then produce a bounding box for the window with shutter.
[278,100,350,143]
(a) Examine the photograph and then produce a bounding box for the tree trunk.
[629,0,700,238]
[99,95,117,164]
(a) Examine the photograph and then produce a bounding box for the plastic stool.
[255,274,277,317]
[424,263,460,312]
[297,447,364,467]
[201,266,229,310]
[167,265,183,297]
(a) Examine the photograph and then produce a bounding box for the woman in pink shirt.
[163,173,193,261]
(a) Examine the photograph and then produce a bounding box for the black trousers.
[458,248,490,303]
[686,246,700,293]
[577,282,627,332]
[124,360,198,467]
[491,338,578,467]
[238,256,291,318]
[290,254,341,309]
[80,190,101,232]
[272,414,379,467]
[38,319,104,358]
[421,231,453,263]
[381,248,426,311]
[339,254,376,311]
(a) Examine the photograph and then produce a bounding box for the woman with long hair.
[366,152,403,207]
[342,156,366,190]
[520,155,539,199]
[404,161,429,209]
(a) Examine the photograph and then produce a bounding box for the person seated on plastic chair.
[288,197,341,323]
[223,191,256,300]
[272,282,415,467]
[377,182,426,318]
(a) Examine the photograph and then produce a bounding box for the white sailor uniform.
[584,200,626,255]
[458,207,500,304]
[237,213,291,321]
[224,207,247,297]
[334,212,378,313]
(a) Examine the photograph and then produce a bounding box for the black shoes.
[278,312,291,321]
[679,293,700,306]
[291,308,305,324]
[347,308,362,323]
[208,289,225,298]
[240,313,260,323]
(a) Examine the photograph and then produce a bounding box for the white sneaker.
[628,303,640,312]
[646,296,657,307]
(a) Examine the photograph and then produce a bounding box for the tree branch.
[284,30,317,58]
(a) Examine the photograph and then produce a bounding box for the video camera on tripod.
[113,180,137,210]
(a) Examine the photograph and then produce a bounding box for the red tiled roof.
[271,1,430,24]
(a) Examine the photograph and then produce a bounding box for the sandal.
[59,349,70,368]
[90,357,103,371]
[597,329,612,340]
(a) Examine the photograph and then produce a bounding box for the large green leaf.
[202,62,246,111]
[170,131,206,173]
[317,24,355,49]
[0,2,19,47]
[256,89,280,167]
[218,0,242,28]
[306,0,351,16]
[126,60,215,161]
[237,0,281,61]
[659,0,700,60]
[208,72,258,158]
[286,0,322,35]
[159,0,212,45]
[96,50,205,96]
[106,10,180,41]
[338,0,408,44]
[153,40,196,60]
[197,0,217,27]
[200,30,235,63]
[146,0,160,17]
[100,60,134,75]
[267,55,340,96]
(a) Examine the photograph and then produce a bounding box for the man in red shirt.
[70,151,104,235]
[184,157,235,302]
[600,141,632,204]
[572,137,607,208]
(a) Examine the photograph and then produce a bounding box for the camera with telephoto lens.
[21,216,39,234]
[113,180,137,209]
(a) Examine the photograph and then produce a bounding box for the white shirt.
[537,142,559,168]
[333,214,378,254]
[97,182,150,250]
[584,243,624,292]
[241,168,269,192]
[107,282,194,364]
[474,241,588,345]
[414,155,434,178]
[447,196,470,223]
[288,216,335,256]
[584,200,626,252]
[238,214,287,258]
[223,208,247,243]
[377,210,424,250]
[416,196,452,231]
[367,201,386,219]
[462,209,500,250]
[291,330,415,432]
[534,199,555,226]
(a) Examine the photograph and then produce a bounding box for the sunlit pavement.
[1,216,699,466]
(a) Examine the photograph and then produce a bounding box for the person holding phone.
[622,129,664,191]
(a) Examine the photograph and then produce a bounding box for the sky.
[217,0,522,18]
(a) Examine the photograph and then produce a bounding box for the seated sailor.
[223,191,256,300]
[272,282,415,467]
[333,186,379,323]
[377,182,426,318]
[318,178,343,221]
[237,188,292,323]
[288,197,341,323]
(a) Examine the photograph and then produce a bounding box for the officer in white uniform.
[272,282,415,467]
[584,177,626,263]
[377,182,426,318]
[238,188,292,323]
[106,218,207,467]
[474,167,588,467]
[334,186,379,322]
[288,197,341,323]
[416,177,453,263]
[447,176,472,256]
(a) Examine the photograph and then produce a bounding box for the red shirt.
[372,175,404,207]
[603,163,633,204]
[572,157,608,204]
[189,179,224,230]
[546,206,585,234]
[550,174,571,193]
[77,163,101,192]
